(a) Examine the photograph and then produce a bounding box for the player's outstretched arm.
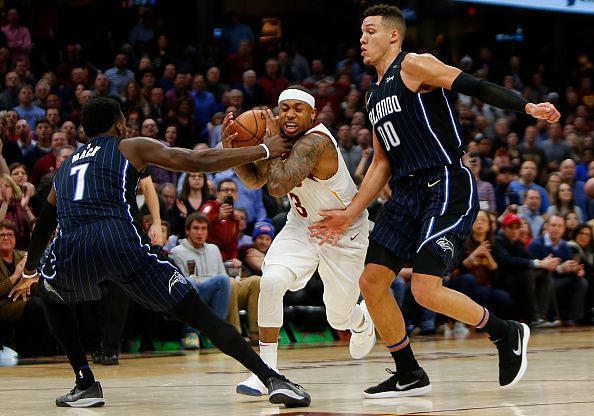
[9,188,58,301]
[121,135,292,174]
[221,112,269,189]
[309,131,391,245]
[265,133,332,197]
[402,53,560,122]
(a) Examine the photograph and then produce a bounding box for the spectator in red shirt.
[257,58,288,107]
[30,130,66,185]
[199,179,241,263]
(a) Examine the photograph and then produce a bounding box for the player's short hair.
[185,212,209,229]
[82,97,122,138]
[363,4,406,39]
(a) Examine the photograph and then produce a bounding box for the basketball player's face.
[278,100,316,139]
[360,16,397,66]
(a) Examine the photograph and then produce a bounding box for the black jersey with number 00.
[366,51,464,179]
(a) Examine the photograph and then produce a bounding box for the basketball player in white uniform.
[221,85,375,396]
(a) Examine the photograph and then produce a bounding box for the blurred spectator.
[0,72,19,111]
[518,189,545,238]
[191,74,215,132]
[559,158,587,215]
[23,119,52,174]
[168,212,231,350]
[541,123,571,172]
[222,12,255,54]
[15,118,35,156]
[36,145,74,203]
[31,130,66,186]
[336,47,362,83]
[303,58,332,85]
[1,9,31,64]
[528,215,588,323]
[492,213,557,326]
[147,87,167,127]
[545,172,562,206]
[564,211,580,241]
[470,156,496,212]
[14,85,45,130]
[568,224,594,324]
[106,53,135,96]
[170,172,210,237]
[199,179,240,261]
[243,219,274,275]
[120,80,147,117]
[0,219,48,357]
[336,123,361,180]
[508,160,549,214]
[235,207,252,249]
[214,170,266,223]
[257,58,288,108]
[547,183,585,223]
[236,69,264,109]
[519,125,547,173]
[225,40,254,85]
[205,66,228,105]
[0,173,34,249]
[158,63,176,92]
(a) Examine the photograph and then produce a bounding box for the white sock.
[259,341,278,369]
[349,304,367,332]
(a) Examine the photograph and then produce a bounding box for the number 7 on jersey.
[69,163,89,201]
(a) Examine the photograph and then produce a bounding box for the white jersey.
[285,122,366,226]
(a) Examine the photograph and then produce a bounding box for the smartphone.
[224,195,234,207]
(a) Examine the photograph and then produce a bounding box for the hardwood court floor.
[2,327,594,416]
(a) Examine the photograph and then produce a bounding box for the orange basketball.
[585,177,594,199]
[232,109,267,148]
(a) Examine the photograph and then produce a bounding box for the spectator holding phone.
[199,179,241,265]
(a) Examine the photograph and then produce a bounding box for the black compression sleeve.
[451,72,528,113]
[24,201,57,272]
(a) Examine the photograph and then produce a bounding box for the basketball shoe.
[55,381,105,407]
[267,375,311,407]
[349,300,376,359]
[236,372,270,396]
[492,321,530,388]
[364,368,432,398]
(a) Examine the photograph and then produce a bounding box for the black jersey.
[367,51,464,179]
[54,136,142,231]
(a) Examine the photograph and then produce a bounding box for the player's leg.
[111,248,310,408]
[359,248,432,398]
[318,233,375,359]
[237,224,318,397]
[40,293,105,407]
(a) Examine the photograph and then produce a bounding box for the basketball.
[585,178,594,199]
[232,109,267,148]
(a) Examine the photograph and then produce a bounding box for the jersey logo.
[168,270,188,294]
[427,179,441,188]
[436,236,454,254]
[386,75,394,83]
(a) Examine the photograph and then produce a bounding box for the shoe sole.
[363,384,432,399]
[350,301,377,360]
[268,389,311,407]
[56,398,105,408]
[501,323,530,389]
[236,384,267,397]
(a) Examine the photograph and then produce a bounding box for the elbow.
[267,184,286,197]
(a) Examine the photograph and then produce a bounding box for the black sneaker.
[492,321,530,388]
[364,368,432,398]
[266,375,311,408]
[55,381,105,407]
[102,353,119,366]
[91,351,103,364]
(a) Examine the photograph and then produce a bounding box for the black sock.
[171,291,277,384]
[476,308,511,340]
[75,365,95,390]
[41,297,95,389]
[388,336,420,374]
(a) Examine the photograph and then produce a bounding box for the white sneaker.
[236,372,268,396]
[0,345,18,367]
[350,300,376,359]
[452,321,470,337]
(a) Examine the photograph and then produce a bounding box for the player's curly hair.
[363,4,406,38]
[81,97,122,138]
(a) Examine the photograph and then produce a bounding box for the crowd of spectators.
[1,5,594,360]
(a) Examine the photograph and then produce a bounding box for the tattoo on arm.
[266,134,332,196]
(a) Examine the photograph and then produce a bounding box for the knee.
[359,267,392,300]
[411,280,438,309]
[260,265,292,296]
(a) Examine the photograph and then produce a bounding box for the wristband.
[22,270,38,279]
[259,143,270,160]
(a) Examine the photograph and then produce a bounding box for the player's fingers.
[317,230,333,246]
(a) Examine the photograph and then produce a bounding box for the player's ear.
[310,108,317,123]
[391,28,400,44]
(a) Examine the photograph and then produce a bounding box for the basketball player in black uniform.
[9,97,311,408]
[310,4,560,398]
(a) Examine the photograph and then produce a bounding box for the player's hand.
[308,209,354,246]
[9,270,37,302]
[263,135,293,159]
[148,221,165,246]
[525,102,560,123]
[221,112,238,149]
[263,109,280,137]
